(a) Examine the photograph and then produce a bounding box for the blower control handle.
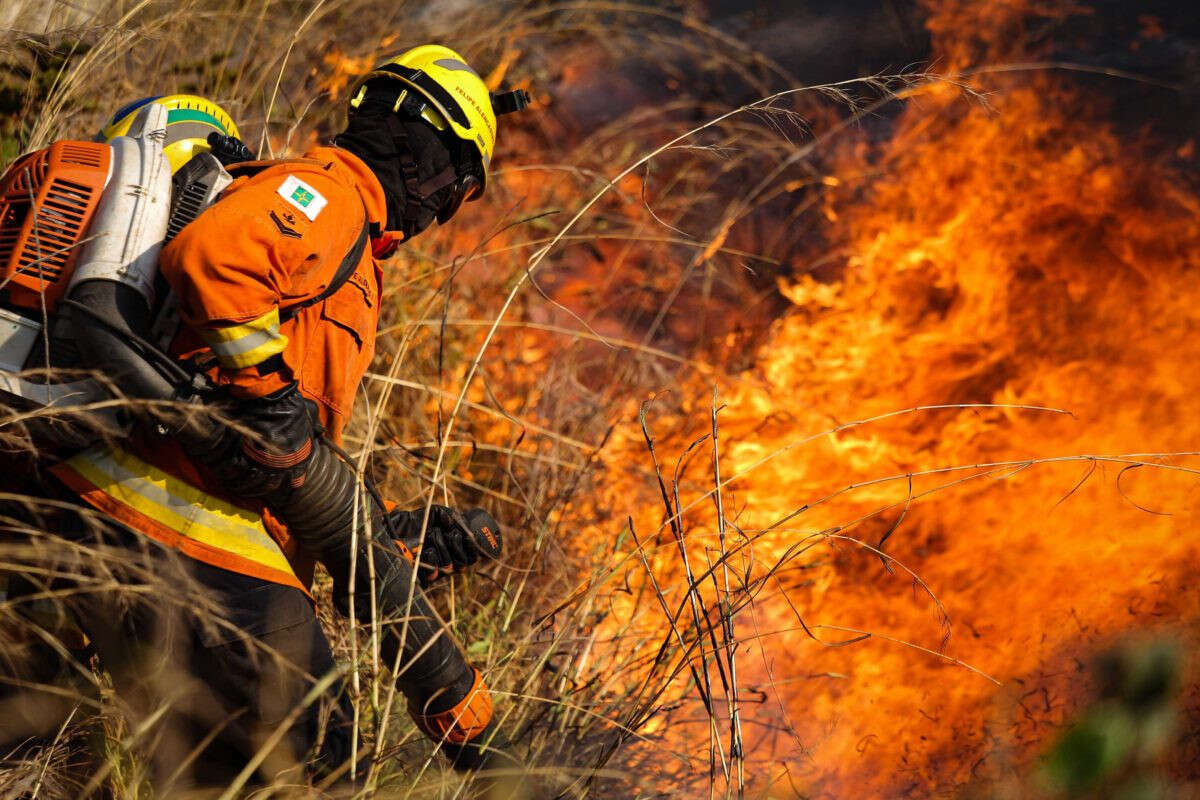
[205,131,255,166]
[452,507,503,561]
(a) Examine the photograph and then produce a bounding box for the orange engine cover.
[0,141,111,313]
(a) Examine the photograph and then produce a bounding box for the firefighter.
[37,46,524,787]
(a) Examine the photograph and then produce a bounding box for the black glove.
[387,505,502,586]
[185,382,320,500]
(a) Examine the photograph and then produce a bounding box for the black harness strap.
[224,157,325,179]
[280,210,370,323]
[225,159,372,320]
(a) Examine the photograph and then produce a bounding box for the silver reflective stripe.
[211,327,279,359]
[200,307,287,369]
[433,58,480,78]
[161,121,218,143]
[61,446,300,584]
[86,447,265,539]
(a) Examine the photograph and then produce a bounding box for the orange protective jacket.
[53,146,387,589]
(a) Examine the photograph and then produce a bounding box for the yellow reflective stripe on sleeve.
[200,307,288,369]
[64,446,296,580]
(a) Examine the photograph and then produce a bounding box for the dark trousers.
[0,479,354,791]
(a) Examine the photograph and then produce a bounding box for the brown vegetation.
[2,1,1198,798]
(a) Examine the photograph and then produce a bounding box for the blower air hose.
[64,278,503,768]
[65,280,184,401]
[230,433,507,769]
[281,441,478,704]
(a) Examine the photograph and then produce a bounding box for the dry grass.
[4,2,1196,799]
[1,2,875,796]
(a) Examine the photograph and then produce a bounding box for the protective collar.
[333,114,458,244]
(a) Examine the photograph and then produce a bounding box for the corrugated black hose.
[281,441,476,699]
[214,421,507,770]
[64,281,189,399]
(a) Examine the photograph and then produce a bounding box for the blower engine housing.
[0,104,172,440]
[0,141,112,313]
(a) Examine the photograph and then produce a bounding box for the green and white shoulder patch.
[277,175,327,221]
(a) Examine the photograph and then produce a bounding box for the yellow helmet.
[100,94,240,174]
[348,44,529,192]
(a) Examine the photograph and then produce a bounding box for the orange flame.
[564,4,1200,795]
[367,4,1199,793]
[319,37,397,99]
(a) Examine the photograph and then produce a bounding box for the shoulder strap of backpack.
[280,206,370,323]
[224,157,325,180]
